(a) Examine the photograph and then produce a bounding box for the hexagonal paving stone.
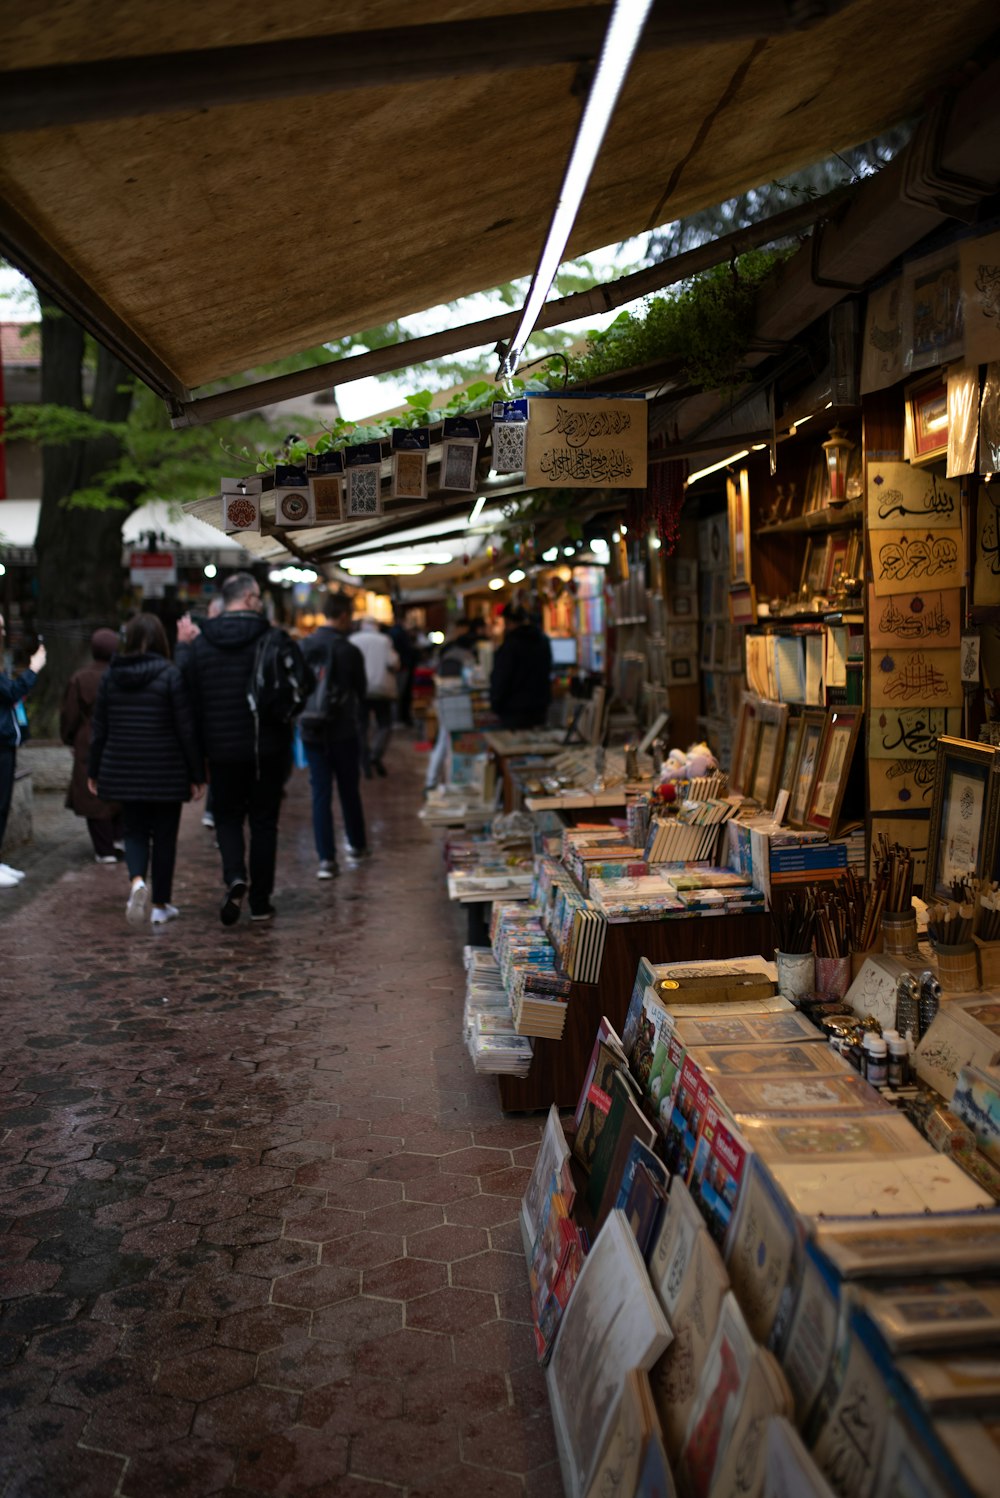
[460,1404,558,1474]
[361,1257,447,1302]
[270,1264,360,1309]
[192,1384,300,1446]
[450,1251,526,1295]
[479,1166,533,1198]
[155,1345,257,1401]
[181,1272,272,1318]
[299,1375,404,1432]
[281,1207,364,1245]
[438,1147,513,1178]
[311,1295,403,1350]
[399,1128,473,1156]
[401,1172,479,1206]
[406,1222,489,1263]
[365,1152,441,1183]
[444,1195,519,1230]
[406,1287,498,1334]
[232,1237,319,1277]
[353,1326,451,1381]
[214,1303,312,1353]
[403,1367,510,1424]
[452,1319,538,1374]
[364,1200,445,1238]
[119,1435,236,1497]
[256,1336,352,1392]
[407,1463,524,1498]
[232,1425,350,1494]
[350,1415,461,1486]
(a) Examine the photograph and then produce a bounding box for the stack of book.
[645,797,739,865]
[461,946,533,1077]
[489,901,573,1039]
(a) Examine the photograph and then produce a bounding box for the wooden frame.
[805,707,864,835]
[823,533,851,594]
[728,584,757,627]
[924,735,1000,899]
[749,701,789,808]
[787,708,828,829]
[727,469,751,585]
[800,536,828,597]
[731,695,761,797]
[906,373,949,467]
[777,713,805,797]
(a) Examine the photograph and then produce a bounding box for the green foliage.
[545,248,789,395]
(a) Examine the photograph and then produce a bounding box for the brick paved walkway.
[0,743,558,1497]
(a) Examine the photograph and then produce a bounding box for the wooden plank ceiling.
[2,0,998,400]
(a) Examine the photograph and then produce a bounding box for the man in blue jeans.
[300,593,368,878]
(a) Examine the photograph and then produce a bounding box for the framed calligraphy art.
[731,696,761,798]
[805,707,863,835]
[750,701,789,809]
[924,736,1000,900]
[867,586,961,649]
[869,706,962,761]
[727,470,751,585]
[870,647,963,709]
[524,394,647,489]
[728,585,757,627]
[868,758,938,813]
[787,708,827,830]
[870,528,963,596]
[973,485,1000,610]
[777,714,805,799]
[905,374,950,466]
[866,461,959,530]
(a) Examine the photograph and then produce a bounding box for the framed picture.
[924,736,1000,899]
[727,470,751,585]
[728,585,757,627]
[823,534,851,594]
[906,374,949,467]
[800,537,829,597]
[787,708,828,829]
[778,714,805,796]
[805,707,864,835]
[731,696,761,797]
[750,702,789,808]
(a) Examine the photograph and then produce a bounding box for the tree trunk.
[33,295,136,734]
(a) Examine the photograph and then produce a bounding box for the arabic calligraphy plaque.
[871,528,963,596]
[867,586,960,649]
[974,486,1000,607]
[870,647,963,708]
[524,396,648,489]
[868,706,961,760]
[867,462,959,530]
[869,758,937,812]
[960,228,1000,369]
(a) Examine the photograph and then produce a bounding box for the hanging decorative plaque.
[440,416,480,492]
[344,442,384,519]
[524,393,647,488]
[221,475,262,534]
[491,397,529,474]
[307,450,345,524]
[391,428,429,500]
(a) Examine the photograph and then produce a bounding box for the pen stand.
[882,910,917,956]
[932,940,979,994]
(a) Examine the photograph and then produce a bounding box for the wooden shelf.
[757,498,862,535]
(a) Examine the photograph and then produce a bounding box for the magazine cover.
[678,1292,757,1498]
[773,1154,991,1219]
[812,1210,1000,1279]
[779,1243,841,1428]
[738,1112,930,1166]
[724,1153,802,1348]
[521,1104,573,1257]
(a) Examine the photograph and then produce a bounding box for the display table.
[496,910,772,1112]
[484,730,566,812]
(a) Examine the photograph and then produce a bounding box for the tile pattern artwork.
[0,751,559,1495]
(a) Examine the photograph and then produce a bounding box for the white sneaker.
[0,867,19,888]
[125,880,150,927]
[202,812,215,829]
[151,904,179,925]
[94,855,118,865]
[0,863,25,880]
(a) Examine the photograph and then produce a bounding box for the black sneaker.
[250,904,276,922]
[220,878,247,926]
[373,760,388,778]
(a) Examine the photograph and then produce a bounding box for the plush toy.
[656,740,718,787]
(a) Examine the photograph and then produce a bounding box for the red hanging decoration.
[628,437,687,555]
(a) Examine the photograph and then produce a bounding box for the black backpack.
[247,629,314,725]
[300,639,357,729]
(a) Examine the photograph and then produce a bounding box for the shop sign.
[525,394,648,488]
[129,549,176,595]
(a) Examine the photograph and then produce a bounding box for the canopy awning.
[3,0,997,402]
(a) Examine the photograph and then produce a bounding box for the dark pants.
[303,736,366,860]
[363,699,393,772]
[209,756,286,914]
[88,814,124,858]
[396,668,414,727]
[0,747,15,855]
[123,801,182,905]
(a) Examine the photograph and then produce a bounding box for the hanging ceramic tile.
[491,396,529,474]
[440,416,480,491]
[307,450,345,524]
[391,428,429,500]
[221,475,261,534]
[273,462,315,527]
[344,441,384,519]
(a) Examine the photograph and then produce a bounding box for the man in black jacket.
[182,571,305,924]
[300,592,368,878]
[489,604,552,730]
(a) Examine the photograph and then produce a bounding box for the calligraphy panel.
[870,528,963,596]
[870,647,963,708]
[868,706,961,760]
[960,228,1000,369]
[524,396,648,489]
[973,486,1000,608]
[866,461,959,529]
[869,759,937,813]
[867,586,960,649]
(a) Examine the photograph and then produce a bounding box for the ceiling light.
[542,547,559,562]
[612,531,621,543]
[498,0,654,381]
[685,450,750,487]
[563,547,575,557]
[268,566,319,584]
[340,550,451,572]
[203,563,217,578]
[590,538,610,555]
[650,537,662,550]
[428,630,445,645]
[468,496,486,525]
[508,568,526,583]
[792,415,812,429]
[488,577,505,591]
[619,524,628,536]
[751,443,767,451]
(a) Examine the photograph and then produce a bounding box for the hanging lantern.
[822,425,855,505]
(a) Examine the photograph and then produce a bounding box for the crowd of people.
[0,578,556,923]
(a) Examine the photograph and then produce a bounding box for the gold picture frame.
[924,735,1000,899]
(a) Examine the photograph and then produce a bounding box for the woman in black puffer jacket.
[88,614,205,928]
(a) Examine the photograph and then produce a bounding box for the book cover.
[771,1153,991,1219]
[689,1041,845,1080]
[521,1104,573,1257]
[950,1063,1000,1166]
[779,1243,841,1429]
[852,1277,1000,1353]
[588,1069,656,1224]
[725,1153,802,1350]
[703,1344,792,1498]
[812,1211,1000,1280]
[613,1137,669,1217]
[933,1417,1000,1497]
[663,1055,714,1181]
[547,1211,672,1498]
[581,1367,664,1498]
[678,1291,758,1498]
[649,1176,719,1322]
[689,1102,749,1250]
[573,1030,628,1171]
[914,1011,1000,1101]
[711,1071,885,1118]
[738,1112,930,1166]
[763,1417,837,1498]
[672,1010,822,1048]
[809,1315,891,1498]
[896,1351,1000,1413]
[622,1161,670,1263]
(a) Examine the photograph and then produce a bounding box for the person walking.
[87,613,204,927]
[388,608,416,727]
[300,593,368,877]
[352,617,399,778]
[176,594,224,829]
[181,570,309,925]
[0,612,45,888]
[60,627,125,864]
[489,603,552,730]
